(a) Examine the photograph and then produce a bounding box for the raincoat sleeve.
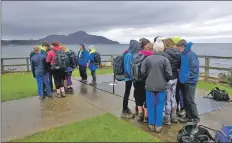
[31,59,35,78]
[189,53,199,84]
[164,57,172,82]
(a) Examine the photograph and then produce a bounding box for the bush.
[218,68,232,87]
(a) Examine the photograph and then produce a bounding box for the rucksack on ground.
[205,87,231,102]
[113,52,127,81]
[69,50,78,68]
[53,50,69,71]
[177,122,215,143]
[215,125,232,143]
[131,53,147,82]
[93,52,101,65]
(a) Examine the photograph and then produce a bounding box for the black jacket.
[162,48,181,79]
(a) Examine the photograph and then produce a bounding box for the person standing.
[88,46,98,85]
[161,38,181,125]
[31,46,52,100]
[176,39,200,124]
[141,39,172,132]
[121,40,142,119]
[78,44,89,83]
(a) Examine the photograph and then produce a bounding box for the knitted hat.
[153,37,164,52]
[171,36,182,45]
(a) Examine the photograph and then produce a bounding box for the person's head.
[79,44,85,50]
[60,44,67,52]
[176,39,187,52]
[144,43,153,51]
[140,38,150,49]
[33,46,41,54]
[52,42,59,47]
[171,36,182,47]
[139,38,145,43]
[154,36,161,43]
[153,38,164,53]
[88,45,95,52]
[162,38,176,49]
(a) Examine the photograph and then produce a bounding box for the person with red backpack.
[46,42,68,97]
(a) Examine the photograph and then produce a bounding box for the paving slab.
[1,92,105,141]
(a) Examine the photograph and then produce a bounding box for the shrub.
[218,68,232,87]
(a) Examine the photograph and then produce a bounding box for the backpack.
[69,50,78,68]
[131,53,147,82]
[93,52,101,65]
[177,122,215,143]
[215,126,232,143]
[205,87,231,102]
[113,52,127,81]
[52,50,69,71]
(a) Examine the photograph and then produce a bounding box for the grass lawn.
[197,80,232,95]
[11,113,158,142]
[1,67,113,102]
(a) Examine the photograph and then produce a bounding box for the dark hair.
[154,36,161,43]
[140,38,150,49]
[176,39,187,47]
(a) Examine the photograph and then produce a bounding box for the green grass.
[11,113,158,142]
[197,80,232,95]
[1,68,113,102]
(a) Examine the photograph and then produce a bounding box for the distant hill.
[2,31,120,45]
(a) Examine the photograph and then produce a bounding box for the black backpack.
[131,53,147,82]
[69,50,77,68]
[52,50,69,71]
[177,122,215,143]
[205,87,231,102]
[113,52,127,81]
[93,52,101,65]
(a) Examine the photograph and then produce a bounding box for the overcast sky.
[2,1,232,43]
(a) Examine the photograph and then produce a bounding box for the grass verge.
[1,67,112,102]
[11,113,158,142]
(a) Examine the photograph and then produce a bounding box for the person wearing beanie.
[141,39,172,133]
[161,38,181,125]
[77,44,89,83]
[176,39,200,124]
[87,45,98,85]
[171,36,182,45]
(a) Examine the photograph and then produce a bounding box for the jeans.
[123,80,133,111]
[180,83,200,122]
[146,90,166,126]
[79,65,87,80]
[35,72,52,96]
[91,70,96,82]
[165,79,177,120]
[65,71,72,86]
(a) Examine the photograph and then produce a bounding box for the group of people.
[30,42,99,100]
[119,36,200,133]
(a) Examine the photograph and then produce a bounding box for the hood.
[139,50,153,56]
[128,40,141,54]
[53,46,61,51]
[80,44,86,50]
[183,42,193,54]
[89,48,96,54]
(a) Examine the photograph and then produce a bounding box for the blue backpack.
[215,126,232,143]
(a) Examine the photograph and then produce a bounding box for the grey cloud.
[2,1,232,40]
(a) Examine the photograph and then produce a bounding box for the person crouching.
[31,46,52,100]
[88,46,98,85]
[141,39,172,133]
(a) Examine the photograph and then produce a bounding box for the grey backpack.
[131,53,147,82]
[53,50,69,71]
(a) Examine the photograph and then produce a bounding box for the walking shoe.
[171,113,178,123]
[89,81,96,86]
[61,92,66,97]
[56,93,62,98]
[121,108,134,119]
[149,124,155,132]
[39,96,45,100]
[65,88,69,94]
[47,93,53,98]
[163,115,171,125]
[82,80,87,83]
[179,117,192,123]
[178,109,186,118]
[143,117,148,123]
[136,112,144,122]
[155,126,163,133]
[69,87,74,94]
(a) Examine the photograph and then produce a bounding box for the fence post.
[1,58,3,73]
[204,57,210,80]
[26,57,30,72]
[110,55,114,66]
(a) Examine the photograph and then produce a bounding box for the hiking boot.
[56,93,62,98]
[39,96,45,100]
[171,113,178,123]
[89,81,96,86]
[61,92,66,97]
[179,117,192,123]
[143,117,148,123]
[121,108,134,119]
[65,88,69,94]
[82,80,87,83]
[178,109,186,118]
[136,112,144,122]
[47,93,53,98]
[163,115,171,125]
[69,88,74,94]
[149,124,155,132]
[155,126,163,133]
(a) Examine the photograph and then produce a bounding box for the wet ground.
[2,74,232,142]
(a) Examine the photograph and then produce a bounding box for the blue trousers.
[146,90,167,126]
[35,72,52,96]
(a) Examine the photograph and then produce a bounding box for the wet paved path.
[2,74,232,142]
